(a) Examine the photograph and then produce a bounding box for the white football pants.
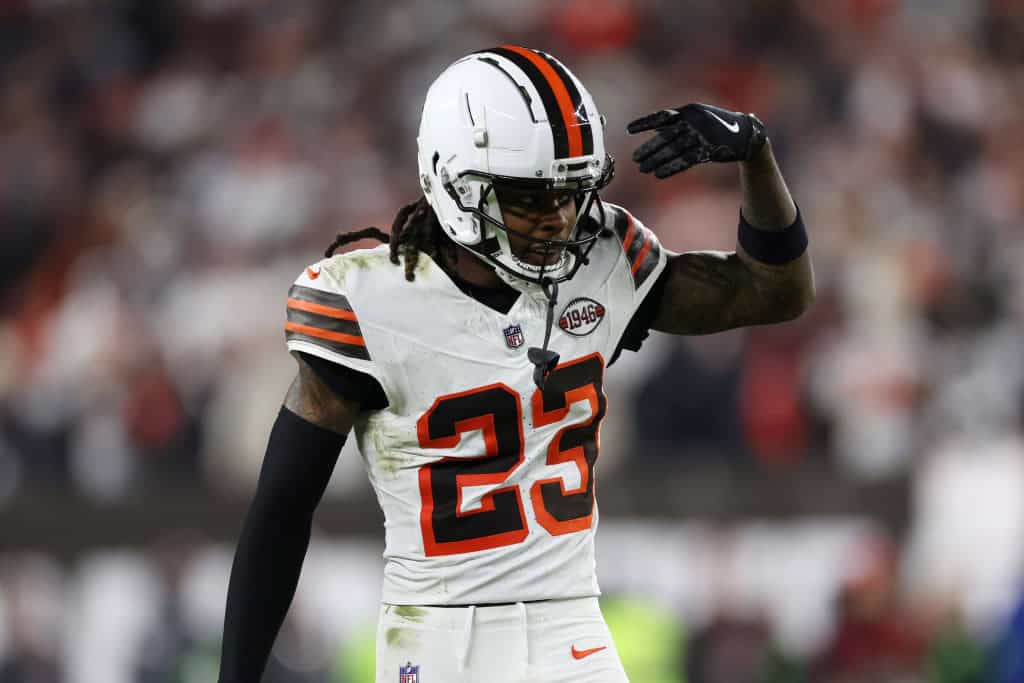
[375,597,629,682]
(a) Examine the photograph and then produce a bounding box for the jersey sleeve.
[610,265,669,365]
[607,203,665,295]
[284,260,389,395]
[603,204,669,362]
[298,351,389,410]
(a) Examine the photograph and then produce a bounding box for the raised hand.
[627,103,767,179]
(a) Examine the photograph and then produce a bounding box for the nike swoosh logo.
[306,266,321,280]
[706,110,740,133]
[571,645,607,660]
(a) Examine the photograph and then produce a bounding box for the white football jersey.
[285,203,666,605]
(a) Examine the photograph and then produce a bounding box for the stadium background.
[3,0,1024,681]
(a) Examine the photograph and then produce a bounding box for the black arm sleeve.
[218,407,346,683]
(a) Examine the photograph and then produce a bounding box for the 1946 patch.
[558,297,606,336]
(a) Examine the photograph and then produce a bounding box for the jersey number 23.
[416,353,606,556]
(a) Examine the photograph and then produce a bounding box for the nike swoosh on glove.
[627,103,767,178]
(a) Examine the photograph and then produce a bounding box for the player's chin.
[520,249,564,266]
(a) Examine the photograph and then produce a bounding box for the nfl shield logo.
[503,323,525,348]
[399,662,419,683]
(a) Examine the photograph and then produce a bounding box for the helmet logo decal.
[503,323,526,348]
[558,298,606,337]
[487,46,594,158]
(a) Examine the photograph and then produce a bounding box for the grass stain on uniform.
[324,250,389,281]
[376,452,404,477]
[369,418,414,478]
[370,429,404,477]
[386,627,417,648]
[393,606,427,622]
[346,252,387,270]
[416,254,433,276]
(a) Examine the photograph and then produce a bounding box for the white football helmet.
[417,45,614,290]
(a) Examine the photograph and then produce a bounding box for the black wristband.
[737,208,808,265]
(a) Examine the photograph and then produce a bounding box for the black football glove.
[627,103,767,179]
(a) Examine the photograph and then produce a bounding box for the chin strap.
[528,276,561,390]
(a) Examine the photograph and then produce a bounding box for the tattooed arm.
[284,353,362,433]
[651,140,815,335]
[219,355,358,683]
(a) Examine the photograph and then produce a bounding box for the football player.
[218,45,813,683]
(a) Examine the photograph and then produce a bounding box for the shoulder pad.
[286,283,370,361]
[285,254,376,361]
[604,204,661,288]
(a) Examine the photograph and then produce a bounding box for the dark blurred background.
[3,0,1024,681]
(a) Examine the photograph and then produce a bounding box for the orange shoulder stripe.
[631,232,654,276]
[621,213,637,252]
[286,298,359,321]
[284,322,365,347]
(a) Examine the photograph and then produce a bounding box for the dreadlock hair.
[323,197,455,282]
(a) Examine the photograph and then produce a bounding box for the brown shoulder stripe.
[610,205,631,243]
[611,207,661,288]
[288,285,355,311]
[285,285,370,360]
[630,229,661,288]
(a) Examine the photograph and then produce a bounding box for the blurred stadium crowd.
[4,0,1024,681]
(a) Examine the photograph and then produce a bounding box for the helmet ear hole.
[432,151,440,175]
